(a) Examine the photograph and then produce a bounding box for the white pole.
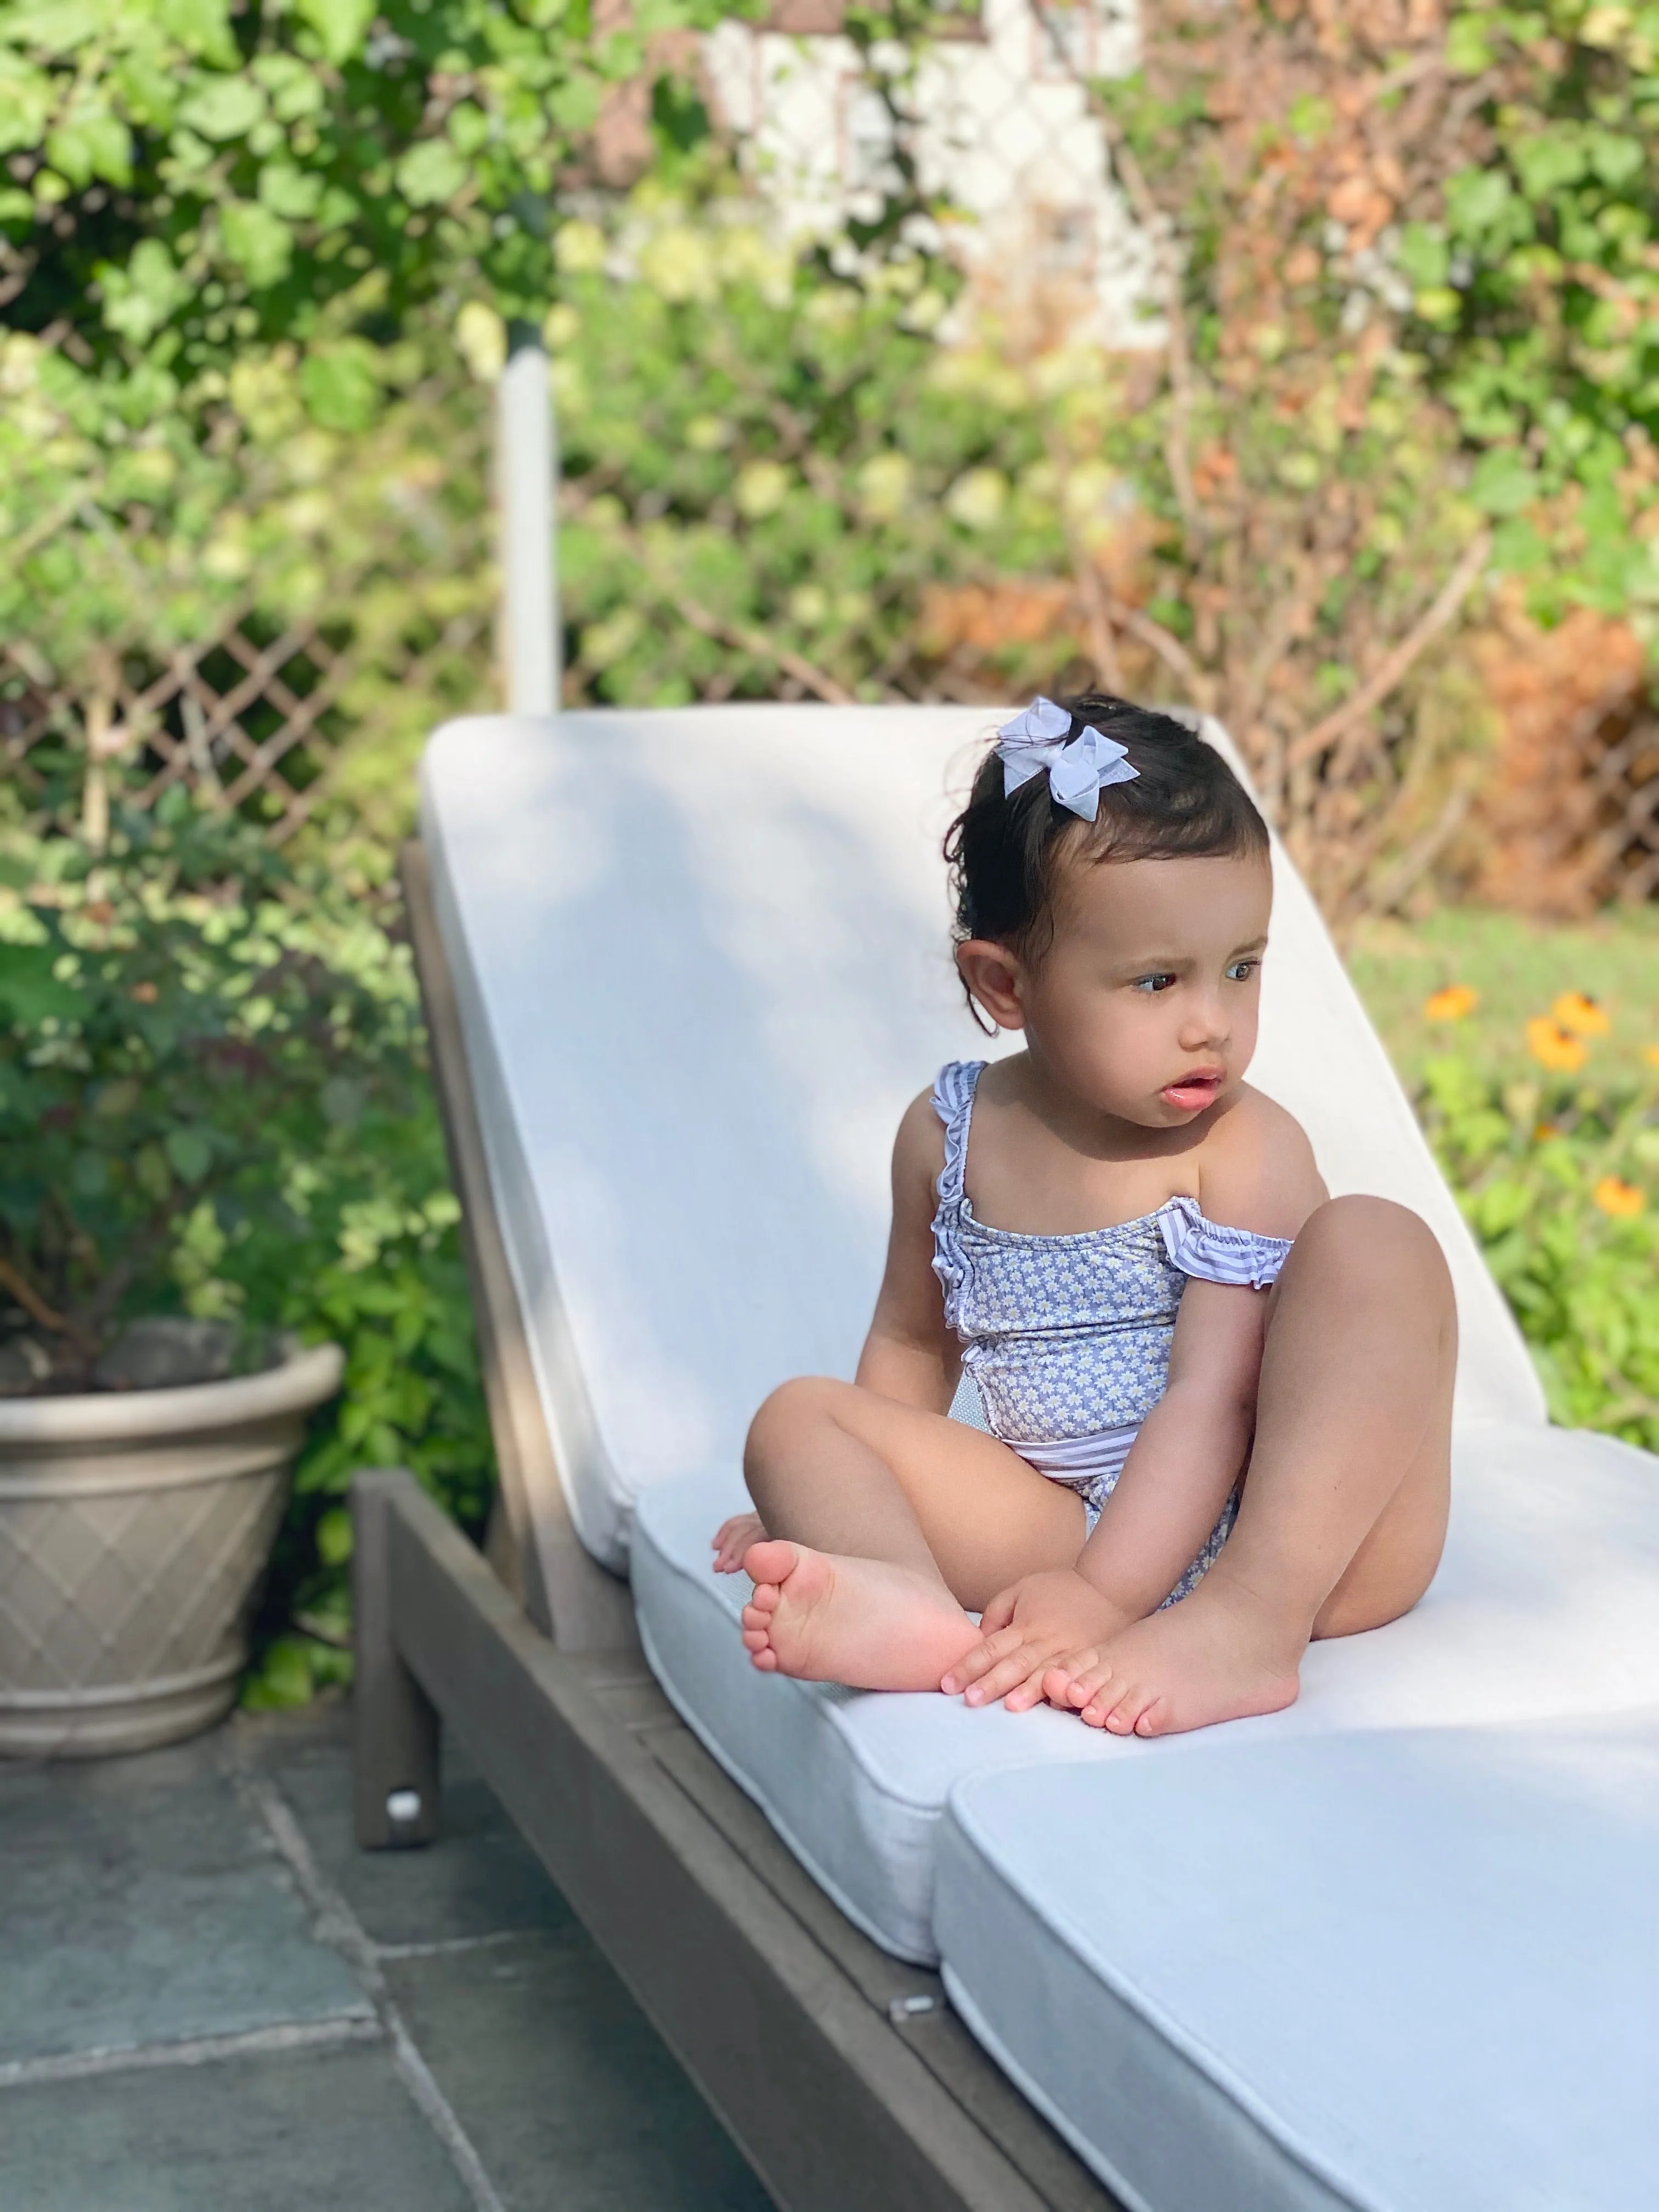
[497,337,559,716]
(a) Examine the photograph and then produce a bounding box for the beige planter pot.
[0,1340,343,1759]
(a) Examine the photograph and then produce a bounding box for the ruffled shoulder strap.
[1158,1194,1292,1291]
[930,1059,987,1209]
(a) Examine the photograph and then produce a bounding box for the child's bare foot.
[1066,1573,1304,1736]
[740,1539,980,1691]
[712,1511,767,1572]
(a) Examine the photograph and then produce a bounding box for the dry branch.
[1284,532,1492,772]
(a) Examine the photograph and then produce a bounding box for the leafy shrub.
[1415,1020,1658,1453]
[0,791,490,1702]
[1415,3,1659,616]
[1,0,729,391]
[1082,2,1659,921]
[546,183,1073,708]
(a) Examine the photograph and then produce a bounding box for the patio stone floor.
[0,1700,775,2211]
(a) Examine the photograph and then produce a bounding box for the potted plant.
[0,794,369,1755]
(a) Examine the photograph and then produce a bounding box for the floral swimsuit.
[929,1059,1293,1605]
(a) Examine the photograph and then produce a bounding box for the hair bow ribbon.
[995,697,1139,822]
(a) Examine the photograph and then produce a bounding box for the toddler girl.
[712,696,1453,1737]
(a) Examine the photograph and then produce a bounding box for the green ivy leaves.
[297,339,379,428]
[1423,10,1659,614]
[2,0,734,416]
[293,0,378,67]
[394,139,469,208]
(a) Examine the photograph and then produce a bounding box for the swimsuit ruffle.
[928,1057,986,1330]
[1156,1193,1292,1291]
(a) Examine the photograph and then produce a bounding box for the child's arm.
[1069,1280,1266,1613]
[1074,1092,1324,1613]
[854,1090,961,1413]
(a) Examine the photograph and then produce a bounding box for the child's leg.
[737,1378,1085,1690]
[1061,1195,1454,1736]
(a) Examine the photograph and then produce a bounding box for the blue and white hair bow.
[995,696,1139,822]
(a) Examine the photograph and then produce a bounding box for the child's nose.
[1179,990,1229,1049]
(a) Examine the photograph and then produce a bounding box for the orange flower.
[1525,1016,1587,1074]
[1593,1176,1645,1220]
[1424,983,1479,1022]
[1644,1045,1659,1072]
[1551,991,1611,1037]
[1533,1122,1560,1142]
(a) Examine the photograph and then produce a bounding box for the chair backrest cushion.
[423,708,1543,1567]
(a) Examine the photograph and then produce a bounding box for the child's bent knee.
[1296,1195,1448,1289]
[744,1374,847,1465]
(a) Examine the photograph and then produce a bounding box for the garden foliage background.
[2,0,1657,1701]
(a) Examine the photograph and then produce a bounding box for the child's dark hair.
[945,693,1269,968]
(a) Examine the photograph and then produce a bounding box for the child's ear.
[956,940,1026,1031]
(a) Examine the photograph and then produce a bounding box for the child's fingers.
[710,1513,766,1571]
[977,1587,1019,1635]
[1001,1668,1054,1713]
[961,1646,1049,1707]
[940,1624,1025,1694]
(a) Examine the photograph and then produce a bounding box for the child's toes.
[1064,1660,1113,1710]
[1081,1678,1139,1730]
[1104,1681,1154,1734]
[740,1599,778,1642]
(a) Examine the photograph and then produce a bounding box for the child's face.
[958,848,1273,1128]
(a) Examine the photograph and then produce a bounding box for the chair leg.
[352,1469,442,1849]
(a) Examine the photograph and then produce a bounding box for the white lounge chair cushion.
[935,1707,1659,2212]
[421,708,1541,1571]
[632,1421,1659,1962]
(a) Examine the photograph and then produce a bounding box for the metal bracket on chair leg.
[352,1469,442,1849]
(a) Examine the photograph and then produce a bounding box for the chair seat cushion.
[936,1708,1659,2211]
[631,1421,1659,1963]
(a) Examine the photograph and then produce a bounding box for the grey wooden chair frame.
[352,839,1125,2212]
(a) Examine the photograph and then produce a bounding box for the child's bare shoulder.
[1196,1086,1326,1238]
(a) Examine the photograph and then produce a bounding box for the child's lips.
[1163,1070,1223,1109]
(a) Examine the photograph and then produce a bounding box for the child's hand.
[940,1571,1132,1711]
[711,1512,768,1572]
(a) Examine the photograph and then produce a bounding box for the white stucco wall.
[701,0,1159,345]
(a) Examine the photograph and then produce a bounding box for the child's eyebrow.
[1109,933,1268,973]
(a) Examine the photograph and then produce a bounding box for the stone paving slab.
[251,1704,571,1950]
[0,1701,774,2211]
[384,1933,774,2212]
[0,1736,366,2066]
[0,2042,478,2212]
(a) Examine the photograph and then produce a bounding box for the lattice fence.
[1467,602,1659,916]
[3,387,497,855]
[2,604,494,846]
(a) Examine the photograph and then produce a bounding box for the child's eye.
[1226,959,1260,983]
[1131,973,1177,994]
